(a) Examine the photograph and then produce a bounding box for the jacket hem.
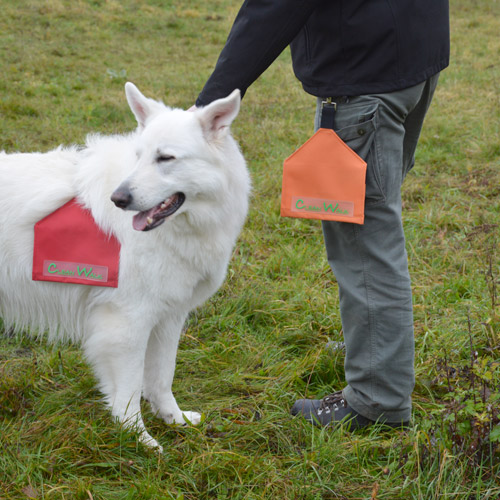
[299,60,449,98]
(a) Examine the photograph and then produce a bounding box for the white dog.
[0,83,250,450]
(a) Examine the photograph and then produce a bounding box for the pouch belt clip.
[321,97,337,110]
[320,97,337,130]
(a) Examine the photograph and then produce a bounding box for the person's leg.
[292,75,439,426]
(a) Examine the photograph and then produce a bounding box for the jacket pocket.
[333,105,385,205]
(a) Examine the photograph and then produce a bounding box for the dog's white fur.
[0,83,250,450]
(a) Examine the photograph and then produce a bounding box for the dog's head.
[111,82,242,232]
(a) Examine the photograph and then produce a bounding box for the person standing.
[194,0,450,429]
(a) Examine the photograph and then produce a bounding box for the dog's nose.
[111,187,133,209]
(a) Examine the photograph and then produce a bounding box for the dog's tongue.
[132,208,156,231]
[132,193,185,232]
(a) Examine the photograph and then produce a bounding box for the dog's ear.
[125,82,163,129]
[197,89,241,141]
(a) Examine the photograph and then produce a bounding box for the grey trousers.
[315,74,440,423]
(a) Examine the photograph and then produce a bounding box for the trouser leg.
[317,75,439,423]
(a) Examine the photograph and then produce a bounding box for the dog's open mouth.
[132,193,185,232]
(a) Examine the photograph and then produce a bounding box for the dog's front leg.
[143,316,202,426]
[83,304,161,450]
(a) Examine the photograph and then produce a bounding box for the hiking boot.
[291,391,409,430]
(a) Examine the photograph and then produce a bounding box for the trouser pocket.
[317,100,385,206]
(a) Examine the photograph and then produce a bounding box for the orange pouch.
[281,104,367,224]
[32,198,121,287]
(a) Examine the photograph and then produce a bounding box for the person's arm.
[195,0,321,107]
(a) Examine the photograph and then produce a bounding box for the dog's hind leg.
[83,303,162,450]
[143,315,202,426]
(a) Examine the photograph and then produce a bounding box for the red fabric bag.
[32,198,121,287]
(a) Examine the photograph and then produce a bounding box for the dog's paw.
[180,411,202,425]
[166,410,202,426]
[138,431,163,453]
[156,406,202,426]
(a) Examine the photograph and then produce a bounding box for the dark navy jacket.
[196,0,449,106]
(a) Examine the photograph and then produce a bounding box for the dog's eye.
[157,154,175,163]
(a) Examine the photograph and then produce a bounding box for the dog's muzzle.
[111,186,185,232]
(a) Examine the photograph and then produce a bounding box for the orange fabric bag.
[32,198,121,287]
[280,104,367,224]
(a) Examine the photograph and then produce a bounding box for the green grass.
[1,0,499,498]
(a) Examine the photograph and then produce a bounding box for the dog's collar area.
[132,193,185,232]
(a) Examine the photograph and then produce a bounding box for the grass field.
[0,1,499,498]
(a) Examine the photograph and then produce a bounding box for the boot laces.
[319,391,348,413]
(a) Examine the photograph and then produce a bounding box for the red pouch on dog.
[281,102,367,224]
[32,198,121,287]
